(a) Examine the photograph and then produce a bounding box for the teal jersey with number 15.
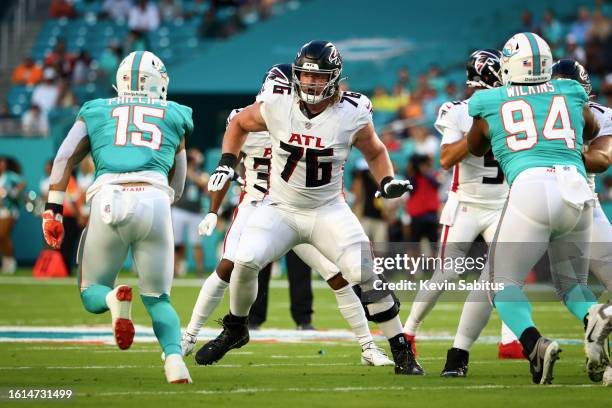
[468,79,588,185]
[77,97,193,179]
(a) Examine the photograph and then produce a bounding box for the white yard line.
[0,276,328,289]
[91,383,600,397]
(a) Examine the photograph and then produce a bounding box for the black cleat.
[195,313,249,365]
[389,334,424,375]
[528,336,561,384]
[440,348,469,377]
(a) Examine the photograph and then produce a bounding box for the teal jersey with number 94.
[468,79,588,185]
[77,97,193,179]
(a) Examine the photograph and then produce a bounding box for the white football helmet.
[115,51,169,100]
[500,32,553,85]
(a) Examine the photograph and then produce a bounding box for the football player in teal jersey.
[466,32,612,385]
[0,157,25,274]
[42,51,193,384]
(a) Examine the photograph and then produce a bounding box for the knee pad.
[364,294,400,323]
[355,276,401,323]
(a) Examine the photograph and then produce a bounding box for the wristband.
[219,153,238,169]
[44,202,64,215]
[47,190,65,205]
[380,176,394,192]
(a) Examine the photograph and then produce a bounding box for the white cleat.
[161,332,197,361]
[181,332,198,356]
[164,353,192,384]
[360,342,395,366]
[603,364,612,386]
[584,304,612,382]
[105,285,134,350]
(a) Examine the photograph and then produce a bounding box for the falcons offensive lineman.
[203,41,422,375]
[404,50,523,378]
[551,59,612,386]
[183,64,393,367]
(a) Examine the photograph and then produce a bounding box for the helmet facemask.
[292,64,341,104]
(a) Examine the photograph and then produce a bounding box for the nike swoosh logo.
[587,324,597,343]
[533,356,542,373]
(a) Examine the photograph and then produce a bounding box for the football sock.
[1,256,16,274]
[229,263,259,317]
[404,267,459,335]
[519,326,541,357]
[453,297,493,351]
[501,322,519,344]
[563,284,597,322]
[80,284,112,314]
[493,285,535,340]
[141,294,181,357]
[333,284,373,347]
[186,271,229,336]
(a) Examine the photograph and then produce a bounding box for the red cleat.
[498,340,524,359]
[107,285,135,350]
[405,334,417,357]
[114,318,135,350]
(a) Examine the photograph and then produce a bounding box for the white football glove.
[198,212,218,236]
[233,174,245,187]
[208,165,234,192]
[375,177,413,199]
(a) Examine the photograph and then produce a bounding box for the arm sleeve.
[174,104,194,138]
[595,107,612,137]
[169,148,187,204]
[355,94,374,131]
[440,126,465,146]
[49,120,89,185]
[435,103,464,145]
[255,77,288,128]
[349,93,374,145]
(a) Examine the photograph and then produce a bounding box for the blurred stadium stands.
[1,0,611,267]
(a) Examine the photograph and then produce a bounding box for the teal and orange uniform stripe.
[76,227,89,290]
[523,32,541,76]
[130,51,145,92]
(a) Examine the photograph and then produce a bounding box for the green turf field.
[0,271,609,407]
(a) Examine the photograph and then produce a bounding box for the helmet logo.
[474,54,497,75]
[328,46,340,65]
[502,40,519,60]
[578,66,589,82]
[303,62,319,70]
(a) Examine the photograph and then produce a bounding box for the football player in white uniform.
[552,59,612,386]
[202,41,422,375]
[183,64,393,367]
[403,50,523,378]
